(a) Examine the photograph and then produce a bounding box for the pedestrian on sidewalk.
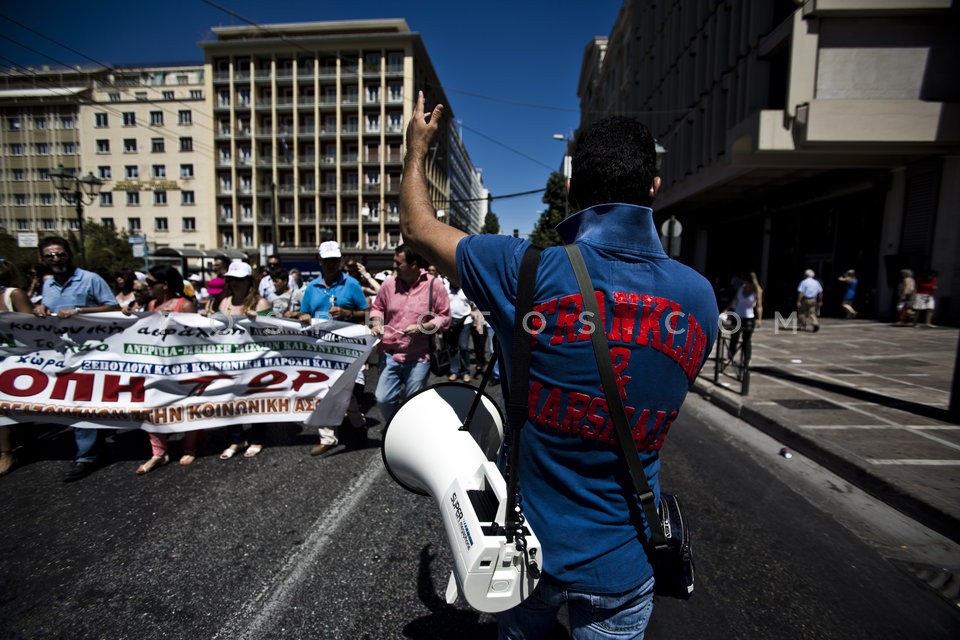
[726,271,762,365]
[895,269,916,325]
[912,269,938,327]
[796,269,823,332]
[838,269,858,319]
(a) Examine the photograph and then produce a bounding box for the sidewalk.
[692,317,960,544]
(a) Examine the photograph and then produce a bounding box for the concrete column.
[877,167,906,317]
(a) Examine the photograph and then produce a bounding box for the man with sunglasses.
[33,237,120,482]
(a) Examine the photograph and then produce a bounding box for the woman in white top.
[726,271,763,365]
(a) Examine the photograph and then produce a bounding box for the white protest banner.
[0,312,377,432]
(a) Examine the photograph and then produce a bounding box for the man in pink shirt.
[369,245,451,423]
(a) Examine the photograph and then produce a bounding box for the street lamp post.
[49,164,103,267]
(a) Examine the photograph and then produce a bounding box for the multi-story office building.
[2,19,480,272]
[200,19,469,258]
[0,64,214,252]
[445,123,485,235]
[578,0,960,322]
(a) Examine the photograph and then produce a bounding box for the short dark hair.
[270,267,289,282]
[568,116,658,210]
[395,244,424,269]
[38,236,72,256]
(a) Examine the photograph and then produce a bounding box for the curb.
[691,380,960,545]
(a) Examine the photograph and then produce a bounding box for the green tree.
[70,221,141,281]
[482,211,501,234]
[528,171,568,247]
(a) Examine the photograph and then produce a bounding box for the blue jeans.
[497,574,655,640]
[375,353,431,425]
[74,427,102,463]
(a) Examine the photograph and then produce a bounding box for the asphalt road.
[1,371,958,639]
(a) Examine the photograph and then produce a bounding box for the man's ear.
[649,176,662,201]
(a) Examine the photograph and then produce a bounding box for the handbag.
[563,244,695,600]
[427,277,451,377]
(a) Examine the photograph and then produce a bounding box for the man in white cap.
[299,241,369,454]
[796,269,823,332]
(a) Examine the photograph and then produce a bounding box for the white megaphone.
[381,382,542,613]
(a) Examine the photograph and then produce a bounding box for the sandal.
[179,453,197,466]
[243,444,263,458]
[136,454,169,475]
[220,443,246,460]
[0,451,15,477]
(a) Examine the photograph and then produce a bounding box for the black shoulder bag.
[563,243,695,600]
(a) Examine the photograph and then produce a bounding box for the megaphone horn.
[381,382,542,613]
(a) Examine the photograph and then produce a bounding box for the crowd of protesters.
[0,238,490,482]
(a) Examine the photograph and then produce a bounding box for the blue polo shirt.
[299,272,368,319]
[456,203,718,593]
[41,268,118,312]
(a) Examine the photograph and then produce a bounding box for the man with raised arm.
[400,91,718,639]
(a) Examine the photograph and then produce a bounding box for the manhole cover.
[773,399,844,410]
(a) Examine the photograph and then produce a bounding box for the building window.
[135,92,148,101]
[150,111,164,126]
[96,139,110,153]
[155,217,168,231]
[41,219,56,230]
[34,117,47,130]
[123,112,136,126]
[189,89,203,100]
[128,217,141,231]
[154,191,167,206]
[14,195,27,206]
[178,110,192,125]
[16,218,30,229]
[34,143,49,155]
[109,93,121,102]
[179,137,193,152]
[127,192,140,206]
[181,190,195,205]
[60,116,75,129]
[180,164,194,179]
[102,217,114,228]
[12,169,24,181]
[152,165,166,179]
[124,138,137,153]
[125,165,139,179]
[98,166,112,180]
[95,113,109,127]
[162,91,175,100]
[151,138,165,153]
[62,142,76,154]
[40,194,53,205]
[9,143,22,156]
[67,219,80,231]
[176,75,188,85]
[183,217,196,232]
[8,117,20,130]
[100,192,113,206]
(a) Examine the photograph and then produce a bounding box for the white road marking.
[867,459,960,466]
[213,454,386,640]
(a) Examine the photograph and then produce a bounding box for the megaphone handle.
[460,346,500,432]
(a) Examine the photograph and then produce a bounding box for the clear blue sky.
[0,0,623,238]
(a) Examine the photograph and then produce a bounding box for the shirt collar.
[555,203,666,256]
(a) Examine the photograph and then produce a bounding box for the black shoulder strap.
[563,243,666,549]
[507,246,543,432]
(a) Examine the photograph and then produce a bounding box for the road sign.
[17,232,38,248]
[128,235,145,244]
